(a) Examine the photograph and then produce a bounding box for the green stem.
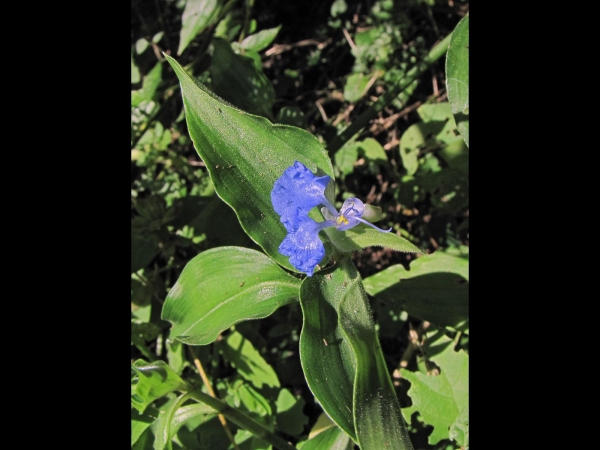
[327,33,452,154]
[187,389,296,450]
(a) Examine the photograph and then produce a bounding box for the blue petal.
[271,161,331,231]
[278,217,325,276]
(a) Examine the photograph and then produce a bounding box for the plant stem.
[327,33,452,153]
[187,389,297,450]
[189,346,240,450]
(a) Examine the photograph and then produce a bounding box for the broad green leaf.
[300,255,414,449]
[177,0,222,55]
[299,264,357,441]
[401,331,468,446]
[131,62,162,108]
[299,425,353,450]
[344,73,371,102]
[210,38,275,119]
[363,252,468,331]
[131,360,188,413]
[150,394,182,450]
[162,247,301,345]
[220,330,280,389]
[275,388,308,436]
[336,256,413,450]
[324,225,423,254]
[446,15,469,147]
[165,54,334,271]
[240,26,281,53]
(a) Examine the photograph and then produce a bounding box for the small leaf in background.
[275,388,308,436]
[276,106,306,128]
[135,38,149,54]
[165,54,334,271]
[220,330,280,389]
[343,73,371,102]
[131,62,162,108]
[131,406,157,447]
[357,138,388,165]
[210,38,275,119]
[229,378,273,417]
[400,331,469,447]
[131,51,141,84]
[178,0,222,55]
[446,15,469,147]
[363,251,468,332]
[162,247,301,345]
[131,360,188,413]
[240,25,281,53]
[334,141,359,176]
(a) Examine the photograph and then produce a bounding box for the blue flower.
[271,161,391,276]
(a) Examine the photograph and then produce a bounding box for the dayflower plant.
[271,160,392,276]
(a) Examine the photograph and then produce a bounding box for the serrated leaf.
[131,360,188,413]
[220,330,280,389]
[165,54,334,272]
[300,255,414,449]
[446,15,469,147]
[162,247,301,345]
[178,0,222,55]
[210,38,275,119]
[240,26,281,53]
[363,252,468,331]
[400,332,468,446]
[324,225,423,254]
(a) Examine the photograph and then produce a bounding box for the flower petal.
[278,217,326,276]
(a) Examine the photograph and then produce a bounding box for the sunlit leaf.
[220,330,280,389]
[178,0,222,55]
[131,360,187,413]
[363,251,468,331]
[131,62,162,108]
[324,225,423,254]
[162,247,301,345]
[401,331,469,446]
[275,388,308,436]
[299,425,353,450]
[446,15,469,147]
[240,25,281,52]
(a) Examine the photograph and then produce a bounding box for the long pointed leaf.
[165,55,334,272]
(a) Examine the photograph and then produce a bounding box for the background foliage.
[132,1,469,449]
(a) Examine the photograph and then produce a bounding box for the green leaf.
[132,52,141,84]
[165,54,334,272]
[131,62,162,108]
[400,331,469,446]
[132,407,158,447]
[220,330,280,389]
[210,38,275,119]
[446,15,469,147]
[240,26,282,53]
[362,252,468,331]
[334,141,358,176]
[131,360,188,413]
[299,255,414,449]
[299,425,353,450]
[162,247,301,345]
[343,73,370,103]
[275,388,308,436]
[276,106,306,128]
[335,256,413,450]
[178,0,222,55]
[357,138,387,165]
[324,225,422,254]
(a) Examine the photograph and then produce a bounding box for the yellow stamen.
[336,215,348,225]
